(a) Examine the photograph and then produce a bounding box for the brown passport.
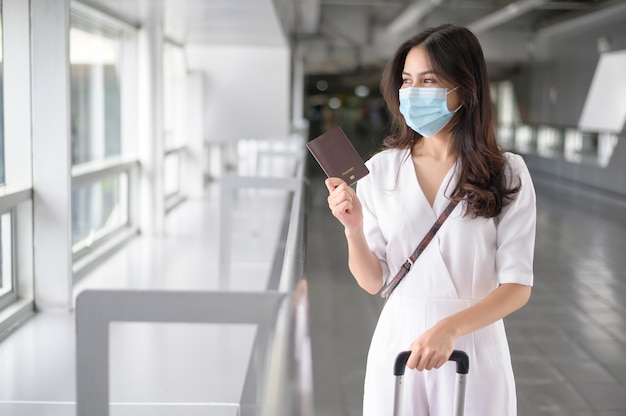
[306,126,369,186]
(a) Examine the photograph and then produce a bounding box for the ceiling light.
[467,0,547,34]
[386,0,442,35]
[355,85,370,97]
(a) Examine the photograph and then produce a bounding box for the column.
[30,0,72,310]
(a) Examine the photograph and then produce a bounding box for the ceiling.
[286,0,625,73]
[83,0,626,87]
[80,0,287,46]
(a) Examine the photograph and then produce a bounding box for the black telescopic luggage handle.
[393,350,469,416]
[394,350,469,376]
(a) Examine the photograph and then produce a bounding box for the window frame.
[69,3,140,280]
[0,208,17,310]
[0,189,33,325]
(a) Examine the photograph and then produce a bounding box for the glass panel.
[515,125,534,154]
[576,131,599,164]
[0,212,13,297]
[564,129,583,163]
[163,43,187,150]
[598,133,618,167]
[164,152,180,197]
[0,8,5,185]
[72,173,128,248]
[496,81,519,126]
[579,50,626,132]
[537,126,562,158]
[70,14,122,165]
[497,125,514,150]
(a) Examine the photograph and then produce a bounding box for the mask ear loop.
[446,86,463,112]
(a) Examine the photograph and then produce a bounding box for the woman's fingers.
[325,177,346,193]
[324,177,363,230]
[326,179,354,213]
[407,321,457,371]
[331,199,353,217]
[407,341,452,371]
[407,349,447,371]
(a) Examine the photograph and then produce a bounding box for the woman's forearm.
[442,283,531,337]
[345,226,384,294]
[406,283,531,370]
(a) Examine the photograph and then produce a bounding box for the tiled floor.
[305,169,626,416]
[1,158,625,416]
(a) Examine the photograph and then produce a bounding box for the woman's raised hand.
[325,177,384,294]
[325,177,363,232]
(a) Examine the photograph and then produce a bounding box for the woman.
[325,24,536,415]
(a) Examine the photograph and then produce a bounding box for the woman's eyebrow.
[401,70,436,76]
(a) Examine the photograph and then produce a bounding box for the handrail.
[277,161,306,293]
[75,134,314,416]
[218,174,302,287]
[217,140,304,287]
[75,290,288,416]
[257,160,313,416]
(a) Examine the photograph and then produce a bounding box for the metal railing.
[75,135,313,416]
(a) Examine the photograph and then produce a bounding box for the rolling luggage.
[393,350,469,416]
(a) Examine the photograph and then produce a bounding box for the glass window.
[598,133,618,167]
[72,173,128,249]
[0,212,14,306]
[496,81,520,126]
[70,13,122,166]
[164,152,180,198]
[515,125,534,154]
[69,9,135,260]
[579,50,626,132]
[537,126,562,158]
[0,2,35,318]
[163,42,187,149]
[163,43,186,201]
[0,8,5,185]
[494,81,522,150]
[564,129,583,163]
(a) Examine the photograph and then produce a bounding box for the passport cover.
[306,126,369,186]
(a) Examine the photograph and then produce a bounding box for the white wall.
[186,45,291,142]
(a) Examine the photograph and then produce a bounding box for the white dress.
[357,149,536,416]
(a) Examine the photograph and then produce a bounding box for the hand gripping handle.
[394,350,469,376]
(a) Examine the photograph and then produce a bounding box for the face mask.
[398,87,460,137]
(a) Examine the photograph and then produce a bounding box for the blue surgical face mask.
[398,87,461,137]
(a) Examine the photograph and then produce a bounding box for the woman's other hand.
[406,321,459,371]
[325,177,363,232]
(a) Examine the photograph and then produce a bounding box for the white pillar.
[184,71,205,198]
[30,0,72,310]
[137,15,165,234]
[291,44,306,131]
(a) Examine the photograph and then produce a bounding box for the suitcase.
[393,350,469,416]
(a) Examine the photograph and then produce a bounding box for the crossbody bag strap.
[380,200,458,298]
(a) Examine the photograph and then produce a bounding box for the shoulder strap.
[380,200,458,298]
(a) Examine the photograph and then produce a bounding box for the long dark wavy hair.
[379,23,520,218]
